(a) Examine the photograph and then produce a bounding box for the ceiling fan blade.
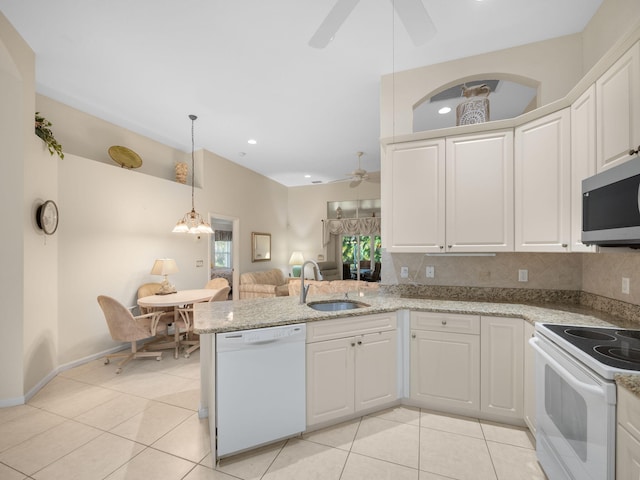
[350,178,362,188]
[391,0,436,46]
[309,0,360,49]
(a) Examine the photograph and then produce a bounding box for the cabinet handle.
[562,243,568,248]
[411,333,416,339]
[439,245,444,250]
[350,342,355,347]
[441,320,447,326]
[630,146,640,156]
[448,245,452,249]
[357,340,362,345]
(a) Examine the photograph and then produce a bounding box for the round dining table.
[137,289,215,358]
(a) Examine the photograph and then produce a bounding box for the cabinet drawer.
[410,311,480,335]
[306,313,397,343]
[619,387,640,442]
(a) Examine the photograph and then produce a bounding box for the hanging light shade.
[173,114,214,234]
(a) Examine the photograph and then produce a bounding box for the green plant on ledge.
[35,112,64,159]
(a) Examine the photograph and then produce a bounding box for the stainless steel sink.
[307,300,370,311]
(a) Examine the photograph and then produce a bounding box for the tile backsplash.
[382,250,640,308]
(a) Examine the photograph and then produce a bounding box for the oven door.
[530,334,616,480]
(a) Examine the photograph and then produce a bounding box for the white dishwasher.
[216,323,306,457]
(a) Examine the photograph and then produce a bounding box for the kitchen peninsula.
[193,291,638,462]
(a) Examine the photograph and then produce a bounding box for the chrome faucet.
[300,260,323,304]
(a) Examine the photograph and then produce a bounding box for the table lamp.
[289,252,304,277]
[151,258,178,294]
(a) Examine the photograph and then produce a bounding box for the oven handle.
[529,337,605,398]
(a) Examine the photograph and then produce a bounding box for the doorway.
[209,213,240,299]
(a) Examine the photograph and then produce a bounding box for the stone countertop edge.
[192,293,640,399]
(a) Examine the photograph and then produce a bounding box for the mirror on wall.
[251,232,271,262]
[413,79,538,132]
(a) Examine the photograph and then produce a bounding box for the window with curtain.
[214,230,232,268]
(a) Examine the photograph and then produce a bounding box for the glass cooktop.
[542,324,640,371]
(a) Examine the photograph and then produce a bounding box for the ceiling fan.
[309,0,436,49]
[342,152,381,188]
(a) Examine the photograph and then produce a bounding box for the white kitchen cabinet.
[480,316,523,420]
[383,139,445,253]
[617,387,640,479]
[596,41,640,172]
[410,312,480,414]
[570,85,597,253]
[445,131,514,252]
[306,314,397,427]
[383,131,513,253]
[515,108,571,252]
[523,321,536,436]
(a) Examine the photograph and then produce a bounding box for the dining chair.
[178,286,231,358]
[205,277,230,290]
[97,295,167,373]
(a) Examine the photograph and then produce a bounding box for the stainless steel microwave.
[582,156,640,246]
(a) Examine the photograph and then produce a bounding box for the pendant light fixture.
[172,114,214,234]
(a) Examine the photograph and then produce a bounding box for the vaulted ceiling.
[0,0,603,186]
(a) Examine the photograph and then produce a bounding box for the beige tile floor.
[0,350,546,480]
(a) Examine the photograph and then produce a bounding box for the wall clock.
[36,200,59,235]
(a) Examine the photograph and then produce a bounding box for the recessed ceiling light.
[438,107,452,114]
[304,174,311,178]
[248,139,257,145]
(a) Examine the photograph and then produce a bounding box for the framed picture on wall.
[251,232,271,262]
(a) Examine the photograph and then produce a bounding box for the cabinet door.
[596,41,640,172]
[570,85,597,252]
[383,139,446,252]
[617,427,640,479]
[523,321,536,436]
[480,317,523,419]
[515,108,571,251]
[410,329,480,413]
[445,131,514,252]
[306,337,355,426]
[355,330,398,412]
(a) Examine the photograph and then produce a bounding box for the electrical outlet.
[196,259,204,267]
[400,266,409,278]
[426,266,435,278]
[518,269,528,282]
[622,277,630,294]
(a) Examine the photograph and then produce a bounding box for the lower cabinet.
[617,387,640,479]
[410,313,480,413]
[410,312,524,422]
[306,314,397,427]
[480,316,523,420]
[523,321,536,435]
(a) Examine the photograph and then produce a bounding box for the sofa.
[239,269,290,299]
[316,261,341,281]
[288,279,379,297]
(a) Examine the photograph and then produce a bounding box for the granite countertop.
[192,291,640,397]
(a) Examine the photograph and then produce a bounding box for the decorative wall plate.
[108,146,143,169]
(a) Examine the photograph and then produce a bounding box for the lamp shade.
[150,258,179,276]
[288,252,304,266]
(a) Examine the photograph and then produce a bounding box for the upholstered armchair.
[239,269,289,299]
[97,295,167,373]
[316,261,340,281]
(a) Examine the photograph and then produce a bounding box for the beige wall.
[582,0,640,71]
[287,181,380,273]
[380,33,584,139]
[582,251,640,305]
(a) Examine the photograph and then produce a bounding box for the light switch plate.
[518,269,528,282]
[400,266,409,278]
[426,266,435,278]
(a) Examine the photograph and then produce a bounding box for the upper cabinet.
[570,85,597,252]
[596,41,640,172]
[382,139,446,253]
[515,109,571,252]
[383,131,513,253]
